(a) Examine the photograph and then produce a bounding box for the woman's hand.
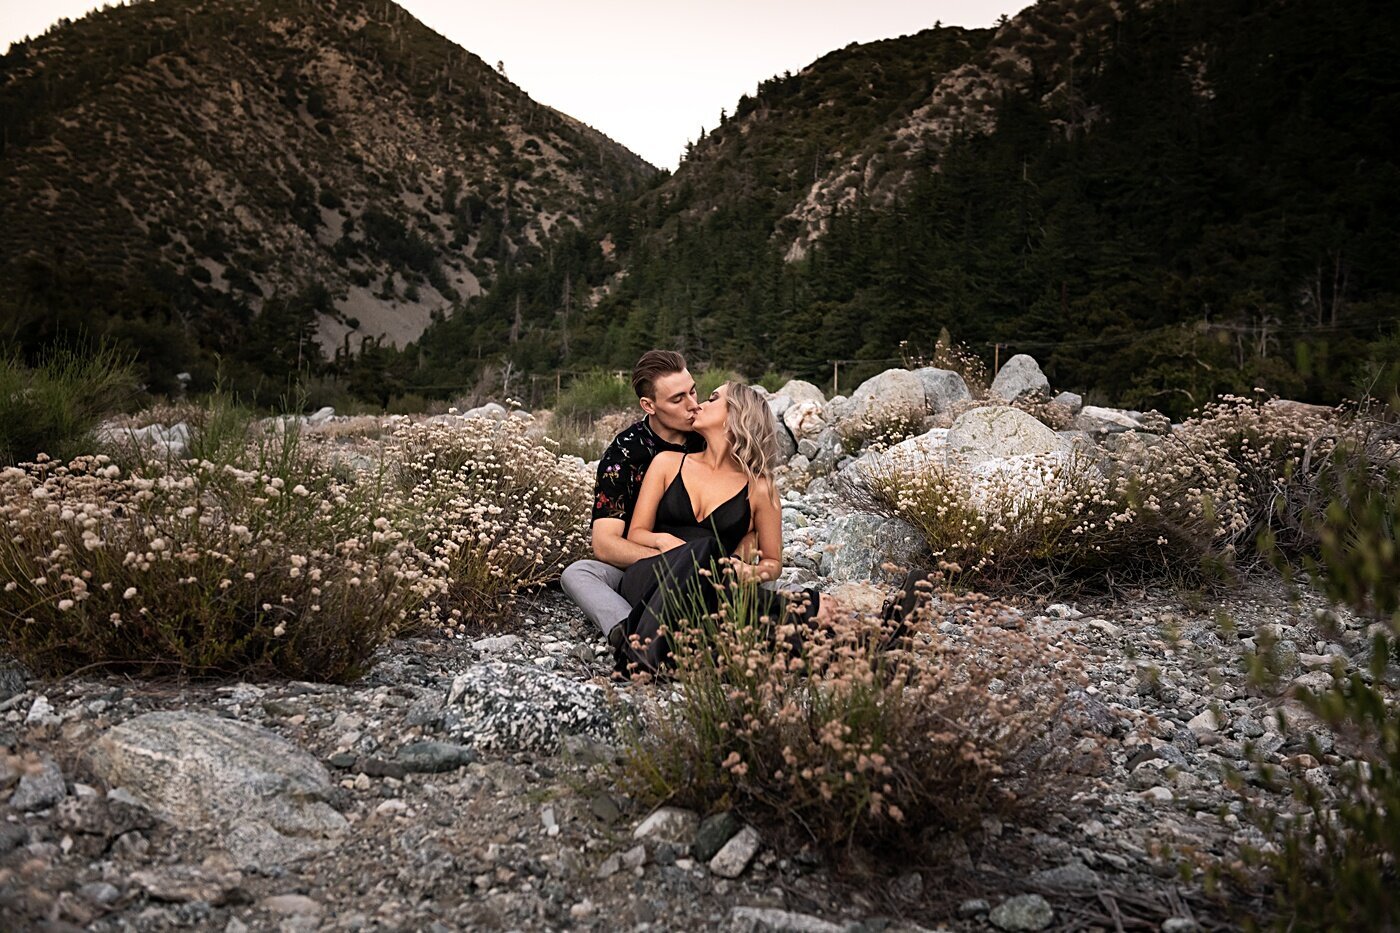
[654,533,687,553]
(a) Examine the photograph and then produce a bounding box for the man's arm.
[592,518,661,569]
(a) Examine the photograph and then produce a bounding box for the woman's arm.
[626,452,687,552]
[733,478,782,582]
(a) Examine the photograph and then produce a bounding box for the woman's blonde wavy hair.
[724,382,780,498]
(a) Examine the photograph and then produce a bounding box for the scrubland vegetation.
[2,346,1397,924]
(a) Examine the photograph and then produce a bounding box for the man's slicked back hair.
[631,350,688,400]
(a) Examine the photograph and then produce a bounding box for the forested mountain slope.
[417,0,1399,416]
[0,0,653,394]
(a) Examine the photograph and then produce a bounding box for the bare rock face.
[87,711,348,868]
[946,406,1070,467]
[1072,405,1144,435]
[989,354,1050,400]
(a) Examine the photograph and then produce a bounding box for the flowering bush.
[385,416,592,627]
[622,573,1087,855]
[0,438,439,681]
[856,395,1366,591]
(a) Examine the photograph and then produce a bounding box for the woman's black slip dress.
[615,454,819,676]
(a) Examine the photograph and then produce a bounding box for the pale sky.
[1,0,1020,168]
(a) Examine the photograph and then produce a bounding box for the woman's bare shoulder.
[749,476,775,502]
[647,450,684,475]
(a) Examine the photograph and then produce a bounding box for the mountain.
[0,0,654,394]
[415,0,1400,417]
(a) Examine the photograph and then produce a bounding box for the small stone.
[620,843,647,870]
[708,825,761,878]
[472,634,520,653]
[1028,860,1100,888]
[25,695,60,728]
[375,799,408,817]
[327,752,357,770]
[396,741,478,773]
[595,854,621,879]
[728,906,845,932]
[989,893,1055,931]
[262,894,322,917]
[1186,708,1221,735]
[0,823,27,853]
[589,792,621,823]
[1140,786,1174,803]
[692,810,742,861]
[9,754,65,811]
[570,900,595,920]
[958,898,991,918]
[1161,919,1199,933]
[634,806,699,843]
[79,882,120,906]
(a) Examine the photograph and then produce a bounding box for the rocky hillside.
[0,0,653,389]
[420,0,1398,418]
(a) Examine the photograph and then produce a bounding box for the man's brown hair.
[631,350,688,399]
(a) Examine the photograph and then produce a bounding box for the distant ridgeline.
[0,0,653,398]
[3,0,1398,416]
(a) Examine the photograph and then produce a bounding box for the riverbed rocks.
[87,711,348,868]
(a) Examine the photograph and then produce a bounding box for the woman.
[615,381,822,675]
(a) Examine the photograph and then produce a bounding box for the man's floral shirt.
[591,418,704,532]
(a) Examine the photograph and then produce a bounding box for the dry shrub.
[545,408,634,462]
[857,394,1380,591]
[622,573,1086,856]
[0,439,438,681]
[838,410,923,455]
[386,416,592,626]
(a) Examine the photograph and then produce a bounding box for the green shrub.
[0,427,438,681]
[622,572,1087,857]
[1229,440,1400,931]
[695,368,742,398]
[553,370,633,421]
[0,344,140,466]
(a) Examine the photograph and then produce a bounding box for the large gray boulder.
[910,367,972,414]
[822,513,925,584]
[87,712,347,868]
[841,370,926,445]
[946,406,1070,467]
[842,428,949,484]
[776,380,826,407]
[990,354,1050,401]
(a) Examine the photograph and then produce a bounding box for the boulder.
[776,380,827,406]
[1051,391,1083,415]
[841,370,925,443]
[1072,405,1143,435]
[946,406,1070,467]
[87,712,347,868]
[989,354,1050,400]
[443,661,620,753]
[305,406,335,427]
[765,394,794,420]
[783,400,826,440]
[823,513,925,584]
[463,402,508,420]
[910,367,972,414]
[846,428,949,482]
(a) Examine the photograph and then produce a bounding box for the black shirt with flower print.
[591,418,705,533]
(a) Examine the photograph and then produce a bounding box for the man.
[560,350,705,647]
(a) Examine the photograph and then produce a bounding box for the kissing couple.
[560,351,923,678]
